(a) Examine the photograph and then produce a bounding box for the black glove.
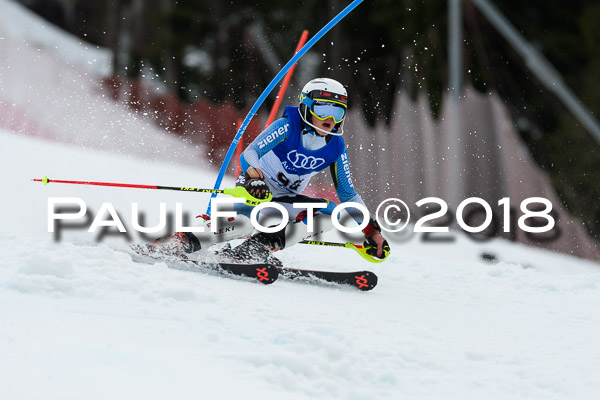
[244,167,271,200]
[363,220,390,259]
[364,237,390,259]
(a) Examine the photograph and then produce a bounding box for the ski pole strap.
[222,186,272,206]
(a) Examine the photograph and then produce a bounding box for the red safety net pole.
[234,30,309,175]
[234,119,243,177]
[264,30,309,128]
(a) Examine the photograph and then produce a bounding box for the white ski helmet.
[298,78,348,136]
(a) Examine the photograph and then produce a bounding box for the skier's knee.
[191,213,255,248]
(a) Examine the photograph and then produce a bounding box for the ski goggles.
[300,95,347,123]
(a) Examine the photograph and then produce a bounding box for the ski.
[129,245,375,289]
[181,259,279,285]
[275,265,378,291]
[128,246,278,285]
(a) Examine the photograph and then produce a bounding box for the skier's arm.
[240,118,290,172]
[329,148,369,224]
[330,149,390,259]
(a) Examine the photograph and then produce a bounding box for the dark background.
[17,0,600,241]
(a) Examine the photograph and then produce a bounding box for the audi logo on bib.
[287,150,326,170]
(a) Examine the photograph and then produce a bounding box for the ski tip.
[214,262,279,285]
[255,264,279,284]
[354,271,378,291]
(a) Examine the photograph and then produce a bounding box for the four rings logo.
[287,150,326,170]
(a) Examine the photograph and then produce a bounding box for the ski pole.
[32,176,271,207]
[300,240,389,263]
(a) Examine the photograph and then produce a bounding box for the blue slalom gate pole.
[206,0,364,216]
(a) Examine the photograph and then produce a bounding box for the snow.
[0,0,204,167]
[1,1,600,399]
[0,0,111,76]
[3,129,600,400]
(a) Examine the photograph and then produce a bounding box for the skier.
[140,78,390,263]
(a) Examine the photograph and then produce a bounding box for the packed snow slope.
[1,130,600,400]
[0,0,205,167]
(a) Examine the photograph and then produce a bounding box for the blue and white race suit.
[239,106,369,225]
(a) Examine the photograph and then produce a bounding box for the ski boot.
[132,232,201,259]
[216,231,284,266]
